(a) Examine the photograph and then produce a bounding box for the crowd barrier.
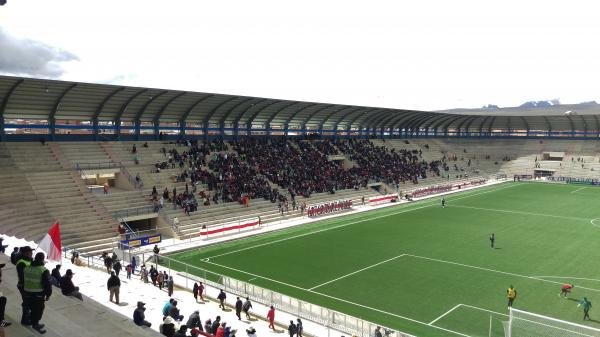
[368,194,398,205]
[200,218,261,239]
[307,199,353,217]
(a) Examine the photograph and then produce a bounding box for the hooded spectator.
[133,301,151,327]
[186,310,202,331]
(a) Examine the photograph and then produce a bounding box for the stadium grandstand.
[2,74,600,337]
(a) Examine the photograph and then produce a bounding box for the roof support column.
[92,118,99,141]
[134,120,141,141]
[49,117,56,141]
[0,115,4,142]
[114,119,121,139]
[153,120,160,141]
[179,121,186,139]
[203,122,209,141]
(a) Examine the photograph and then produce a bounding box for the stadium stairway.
[0,255,163,337]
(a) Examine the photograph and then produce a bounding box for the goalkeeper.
[559,284,574,298]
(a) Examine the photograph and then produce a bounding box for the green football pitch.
[165,182,600,337]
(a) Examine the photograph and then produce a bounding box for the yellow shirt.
[507,288,516,299]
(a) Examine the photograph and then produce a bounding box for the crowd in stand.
[337,139,445,186]
[233,138,361,198]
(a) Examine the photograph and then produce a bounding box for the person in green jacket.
[579,297,592,320]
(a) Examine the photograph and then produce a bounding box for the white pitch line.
[206,183,519,260]
[451,205,591,222]
[459,303,508,317]
[533,276,600,283]
[202,259,470,336]
[308,254,406,291]
[428,304,463,325]
[571,187,587,194]
[406,254,600,293]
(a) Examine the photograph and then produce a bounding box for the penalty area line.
[202,259,470,336]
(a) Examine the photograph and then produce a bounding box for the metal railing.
[112,205,158,220]
[120,164,144,190]
[76,161,122,171]
[153,253,415,337]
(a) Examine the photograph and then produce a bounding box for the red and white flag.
[38,222,62,262]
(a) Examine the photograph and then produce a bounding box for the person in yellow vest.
[23,252,52,334]
[15,246,33,326]
[507,285,517,308]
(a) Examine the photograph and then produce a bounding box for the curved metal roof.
[1,75,598,133]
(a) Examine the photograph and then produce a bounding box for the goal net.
[504,308,600,337]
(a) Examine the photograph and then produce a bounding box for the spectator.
[296,318,303,337]
[203,319,212,334]
[246,326,257,337]
[235,297,242,320]
[162,298,174,319]
[131,255,137,274]
[23,252,51,334]
[9,247,19,265]
[60,269,83,301]
[0,263,11,328]
[242,296,253,319]
[374,326,383,337]
[218,289,227,310]
[50,264,61,287]
[140,265,149,283]
[192,282,199,302]
[126,264,132,279]
[267,305,275,330]
[107,271,120,304]
[211,316,221,335]
[186,310,202,331]
[198,282,205,301]
[158,271,164,290]
[133,301,151,327]
[167,276,174,296]
[113,259,122,277]
[288,320,297,337]
[0,238,6,253]
[160,316,176,337]
[154,245,160,263]
[168,300,184,322]
[216,322,225,337]
[174,325,190,337]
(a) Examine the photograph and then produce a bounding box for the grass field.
[165,182,600,337]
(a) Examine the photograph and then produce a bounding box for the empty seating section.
[3,138,600,252]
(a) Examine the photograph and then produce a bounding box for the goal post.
[505,307,600,337]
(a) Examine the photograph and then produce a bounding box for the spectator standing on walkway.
[113,259,122,277]
[60,269,83,301]
[23,252,51,334]
[192,282,199,302]
[267,305,275,330]
[131,256,137,274]
[235,297,242,320]
[153,245,160,264]
[218,289,227,310]
[158,271,164,290]
[107,272,120,304]
[242,297,253,319]
[126,264,132,279]
[133,301,151,327]
[198,282,205,301]
[167,276,174,297]
[288,320,297,337]
[296,318,303,337]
